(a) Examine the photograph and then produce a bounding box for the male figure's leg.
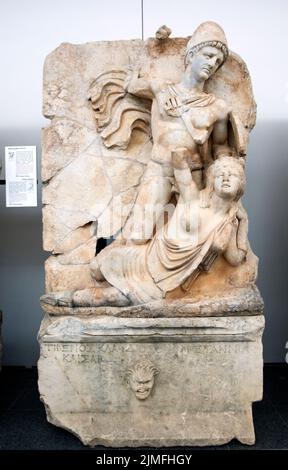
[121,160,172,243]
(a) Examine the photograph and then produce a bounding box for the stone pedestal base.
[38,314,264,447]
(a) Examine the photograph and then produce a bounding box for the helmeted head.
[201,156,246,206]
[185,21,229,79]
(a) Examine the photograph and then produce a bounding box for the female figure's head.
[201,156,246,207]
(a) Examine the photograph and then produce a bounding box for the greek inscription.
[179,342,247,355]
[62,353,99,364]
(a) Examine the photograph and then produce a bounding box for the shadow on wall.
[243,119,288,363]
[0,120,288,365]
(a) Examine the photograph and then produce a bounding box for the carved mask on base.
[127,360,159,400]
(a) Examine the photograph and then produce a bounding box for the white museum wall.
[0,0,287,365]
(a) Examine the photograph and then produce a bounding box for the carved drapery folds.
[89,70,151,150]
[39,23,264,449]
[41,22,258,312]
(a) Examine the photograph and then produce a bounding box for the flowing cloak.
[97,207,238,305]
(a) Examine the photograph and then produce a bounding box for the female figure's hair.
[200,156,246,208]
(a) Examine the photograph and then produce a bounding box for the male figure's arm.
[124,68,154,100]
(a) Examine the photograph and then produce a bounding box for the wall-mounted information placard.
[5,146,37,207]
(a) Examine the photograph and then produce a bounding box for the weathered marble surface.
[42,26,256,298]
[39,22,263,447]
[38,314,264,447]
[41,285,263,318]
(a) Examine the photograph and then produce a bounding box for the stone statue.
[90,21,248,244]
[41,21,254,309]
[42,153,247,307]
[38,22,264,447]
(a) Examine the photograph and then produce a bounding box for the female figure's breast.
[166,201,199,244]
